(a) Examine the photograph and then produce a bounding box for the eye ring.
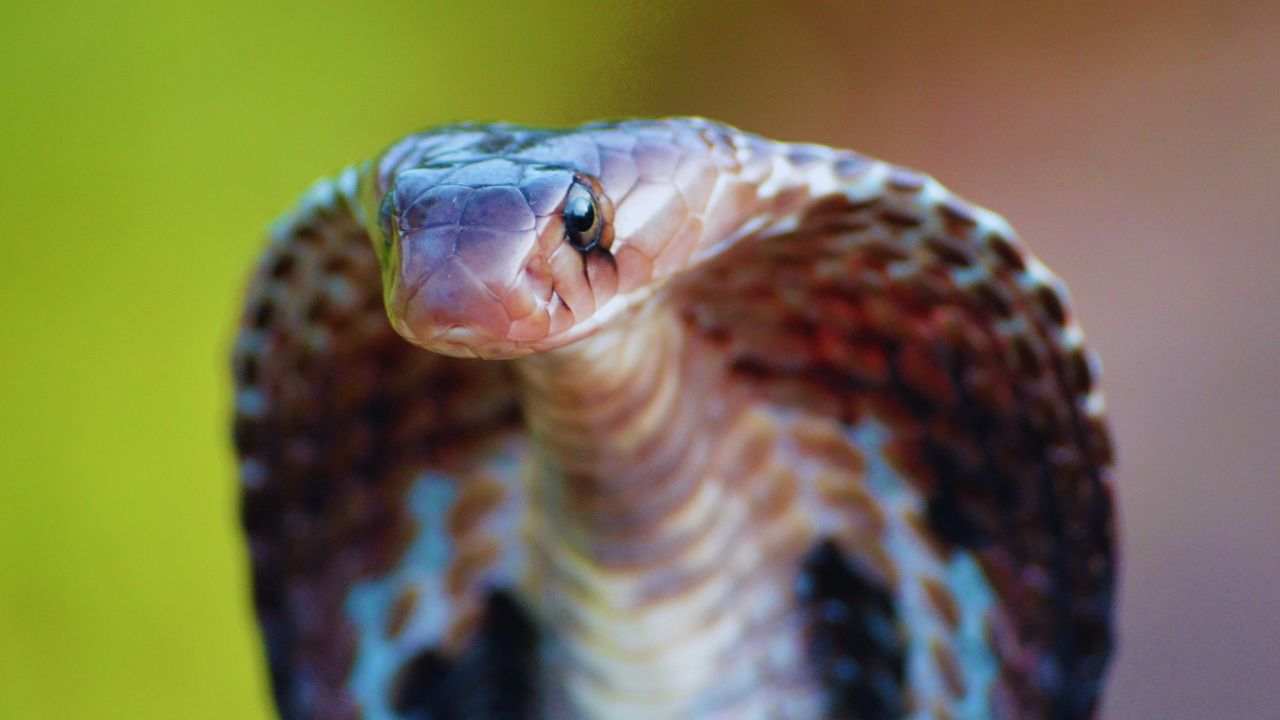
[562,182,603,252]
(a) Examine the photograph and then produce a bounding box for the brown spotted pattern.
[675,154,1114,718]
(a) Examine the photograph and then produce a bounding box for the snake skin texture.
[233,118,1115,720]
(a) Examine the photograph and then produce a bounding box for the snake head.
[363,120,735,360]
[364,125,640,360]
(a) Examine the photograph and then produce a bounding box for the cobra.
[233,118,1115,720]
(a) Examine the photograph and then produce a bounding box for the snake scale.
[232,118,1115,720]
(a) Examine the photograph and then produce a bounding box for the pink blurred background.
[633,4,1280,716]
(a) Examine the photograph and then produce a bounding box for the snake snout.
[386,181,540,358]
[388,229,524,357]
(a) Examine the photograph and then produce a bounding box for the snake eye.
[562,183,602,251]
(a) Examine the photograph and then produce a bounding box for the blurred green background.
[2,2,1277,718]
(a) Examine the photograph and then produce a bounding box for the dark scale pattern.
[390,591,540,720]
[799,541,905,720]
[678,189,1115,719]
[233,184,521,719]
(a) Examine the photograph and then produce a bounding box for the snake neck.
[512,298,731,564]
[511,300,825,717]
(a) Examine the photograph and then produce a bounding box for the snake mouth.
[421,325,523,360]
[392,281,657,361]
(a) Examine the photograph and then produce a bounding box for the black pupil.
[565,196,595,238]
